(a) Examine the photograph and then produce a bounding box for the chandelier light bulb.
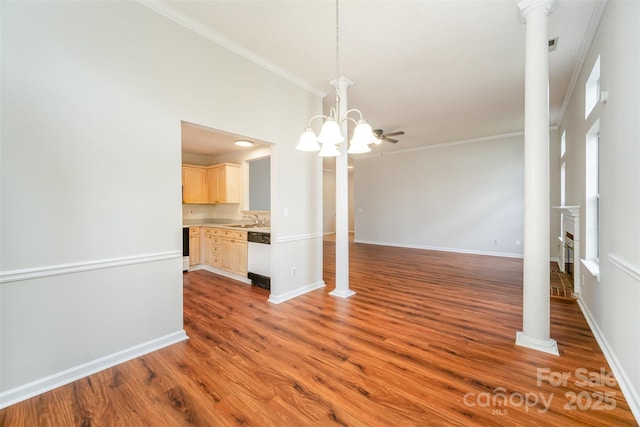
[318,141,341,157]
[296,128,321,151]
[317,119,345,145]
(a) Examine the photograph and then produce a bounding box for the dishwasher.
[247,231,271,290]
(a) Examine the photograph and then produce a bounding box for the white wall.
[354,134,525,257]
[0,0,322,406]
[559,0,640,418]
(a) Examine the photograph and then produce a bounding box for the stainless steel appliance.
[247,231,270,289]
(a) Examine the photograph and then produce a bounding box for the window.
[585,121,600,261]
[560,130,566,206]
[585,56,601,119]
[560,131,566,239]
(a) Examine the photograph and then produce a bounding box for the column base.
[516,331,560,356]
[329,289,356,299]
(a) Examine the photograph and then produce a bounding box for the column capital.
[518,0,555,23]
[330,75,354,91]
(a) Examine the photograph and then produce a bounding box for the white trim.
[577,297,640,423]
[0,330,188,409]
[191,265,251,285]
[556,0,608,127]
[580,258,601,282]
[329,288,356,299]
[515,331,560,356]
[0,251,182,285]
[608,254,640,282]
[137,0,325,98]
[354,239,523,259]
[275,233,323,244]
[268,281,325,304]
[359,130,525,159]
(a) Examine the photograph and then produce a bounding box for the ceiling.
[171,0,605,158]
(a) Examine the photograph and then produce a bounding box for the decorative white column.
[329,76,356,298]
[516,0,558,356]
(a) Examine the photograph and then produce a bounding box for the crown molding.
[556,0,608,128]
[137,0,326,99]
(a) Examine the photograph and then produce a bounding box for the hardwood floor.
[1,241,637,426]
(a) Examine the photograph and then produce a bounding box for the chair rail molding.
[608,254,640,282]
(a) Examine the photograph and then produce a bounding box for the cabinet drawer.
[189,227,199,235]
[221,229,247,240]
[211,237,221,245]
[204,227,222,237]
[213,245,221,254]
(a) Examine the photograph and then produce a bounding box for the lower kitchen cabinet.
[220,229,247,276]
[202,227,246,275]
[203,228,221,268]
[189,227,200,266]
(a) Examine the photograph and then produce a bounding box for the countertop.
[183,219,270,233]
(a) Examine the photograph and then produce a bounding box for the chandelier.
[296,0,377,157]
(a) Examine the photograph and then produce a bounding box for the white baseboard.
[268,281,325,304]
[191,265,251,284]
[354,239,524,259]
[577,297,640,423]
[0,330,188,409]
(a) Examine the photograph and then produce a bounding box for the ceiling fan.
[372,129,405,144]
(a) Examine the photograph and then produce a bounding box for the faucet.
[243,213,260,225]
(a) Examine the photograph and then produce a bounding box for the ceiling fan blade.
[383,138,399,143]
[382,131,405,137]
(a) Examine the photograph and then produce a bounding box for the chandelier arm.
[306,114,330,127]
[340,116,359,127]
[343,108,364,121]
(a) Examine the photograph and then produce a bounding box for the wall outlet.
[291,267,296,276]
[494,239,500,246]
[516,240,521,246]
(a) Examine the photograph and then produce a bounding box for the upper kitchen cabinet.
[207,163,240,204]
[182,165,208,204]
[182,163,240,204]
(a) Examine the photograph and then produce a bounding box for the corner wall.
[559,0,640,419]
[0,0,322,406]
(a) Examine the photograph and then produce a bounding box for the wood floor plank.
[0,240,637,426]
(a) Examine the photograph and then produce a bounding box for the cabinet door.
[232,240,248,275]
[207,164,240,204]
[220,164,241,204]
[221,238,234,271]
[189,228,200,266]
[182,166,207,204]
[207,166,222,203]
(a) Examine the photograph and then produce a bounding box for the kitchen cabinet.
[220,229,248,276]
[207,163,241,204]
[203,228,222,268]
[182,163,241,205]
[200,227,247,276]
[189,227,200,266]
[182,165,208,204]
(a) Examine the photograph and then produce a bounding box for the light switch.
[284,207,289,217]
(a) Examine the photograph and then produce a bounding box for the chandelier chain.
[335,0,340,105]
[335,0,340,81]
